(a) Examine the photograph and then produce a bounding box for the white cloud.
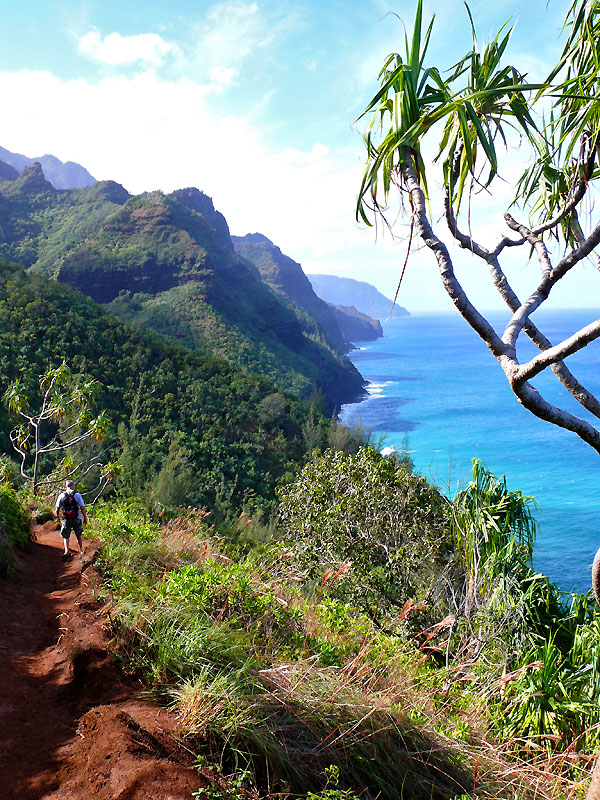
[0,68,363,281]
[0,62,581,314]
[78,29,178,67]
[208,65,237,90]
[188,1,303,88]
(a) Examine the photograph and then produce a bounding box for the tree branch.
[503,214,552,279]
[571,211,600,272]
[403,151,507,359]
[514,381,600,455]
[408,151,600,456]
[516,320,600,383]
[444,189,600,418]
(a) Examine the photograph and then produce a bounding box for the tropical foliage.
[357,0,600,457]
[0,482,29,573]
[0,258,331,513]
[3,362,110,495]
[356,0,536,220]
[277,446,450,621]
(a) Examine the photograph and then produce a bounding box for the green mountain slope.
[0,259,322,511]
[0,165,364,410]
[232,233,349,353]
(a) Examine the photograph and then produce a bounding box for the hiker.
[55,480,87,559]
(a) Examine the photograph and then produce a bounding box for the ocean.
[340,310,600,594]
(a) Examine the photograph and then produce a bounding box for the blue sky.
[1,0,592,311]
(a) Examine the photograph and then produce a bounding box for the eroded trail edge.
[0,522,204,800]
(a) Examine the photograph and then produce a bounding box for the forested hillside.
[0,258,332,513]
[0,165,364,410]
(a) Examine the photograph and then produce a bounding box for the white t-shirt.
[56,491,85,520]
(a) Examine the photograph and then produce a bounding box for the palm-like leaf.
[357,1,539,223]
[3,380,29,416]
[547,0,600,159]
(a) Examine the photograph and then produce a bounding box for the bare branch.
[444,190,490,260]
[36,458,104,490]
[553,220,600,281]
[490,235,526,257]
[503,213,552,279]
[516,319,600,383]
[486,255,600,418]
[571,212,600,272]
[39,431,95,454]
[9,429,29,479]
[403,151,506,359]
[514,381,600,455]
[500,221,600,353]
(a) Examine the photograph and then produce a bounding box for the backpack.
[61,492,79,521]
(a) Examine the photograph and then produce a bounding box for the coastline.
[340,312,600,594]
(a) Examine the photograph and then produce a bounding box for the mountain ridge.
[0,164,365,411]
[0,145,96,189]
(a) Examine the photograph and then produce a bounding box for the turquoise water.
[341,311,600,593]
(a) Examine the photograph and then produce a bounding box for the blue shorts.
[61,519,83,540]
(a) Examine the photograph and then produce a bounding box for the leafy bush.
[277,446,450,620]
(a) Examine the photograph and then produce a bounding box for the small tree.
[357,0,600,455]
[3,362,110,496]
[277,446,449,621]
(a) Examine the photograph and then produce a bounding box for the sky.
[0,0,593,312]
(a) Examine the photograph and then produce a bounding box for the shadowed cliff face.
[169,188,233,250]
[57,195,216,302]
[329,304,383,343]
[0,170,365,410]
[232,233,350,354]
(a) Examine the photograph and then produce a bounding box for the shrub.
[277,447,450,621]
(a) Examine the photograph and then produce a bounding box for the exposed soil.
[0,522,206,800]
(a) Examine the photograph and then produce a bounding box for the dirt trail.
[0,522,205,800]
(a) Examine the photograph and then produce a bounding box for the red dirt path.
[0,522,206,799]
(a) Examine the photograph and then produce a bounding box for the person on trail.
[55,480,87,559]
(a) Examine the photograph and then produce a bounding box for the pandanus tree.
[358,1,600,794]
[358,0,600,453]
[3,362,111,496]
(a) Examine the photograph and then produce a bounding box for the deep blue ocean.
[340,310,600,594]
